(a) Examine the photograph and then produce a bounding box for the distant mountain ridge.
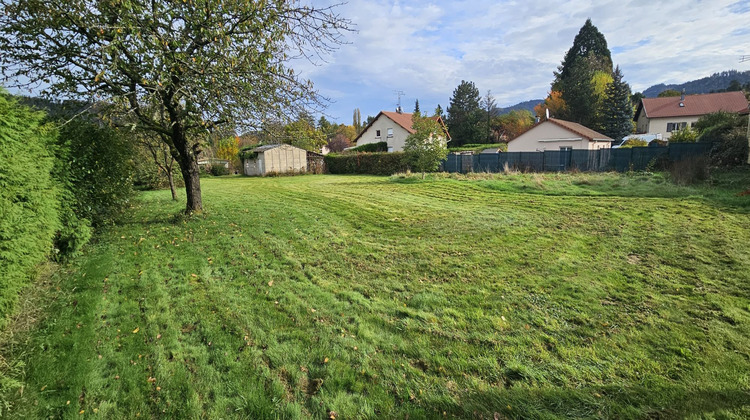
[642,70,750,97]
[496,99,542,115]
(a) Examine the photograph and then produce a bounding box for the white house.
[507,118,612,152]
[354,110,450,152]
[634,91,749,139]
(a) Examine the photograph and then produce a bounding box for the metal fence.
[441,143,711,173]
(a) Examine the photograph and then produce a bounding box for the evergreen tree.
[602,66,633,142]
[551,19,613,128]
[433,104,445,120]
[353,108,362,134]
[446,80,482,146]
[559,58,597,126]
[414,99,420,114]
[481,90,497,143]
[553,19,612,89]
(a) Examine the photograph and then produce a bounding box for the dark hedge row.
[348,141,387,153]
[0,91,135,327]
[325,152,409,175]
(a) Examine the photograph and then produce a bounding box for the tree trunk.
[166,170,178,201]
[171,130,203,213]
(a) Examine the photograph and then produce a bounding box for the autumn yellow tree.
[535,91,567,120]
[216,137,241,172]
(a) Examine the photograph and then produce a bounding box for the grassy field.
[2,171,750,419]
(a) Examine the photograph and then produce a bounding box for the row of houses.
[229,91,748,176]
[355,91,749,153]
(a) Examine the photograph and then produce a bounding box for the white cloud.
[299,0,750,123]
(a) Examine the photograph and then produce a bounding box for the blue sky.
[299,0,750,124]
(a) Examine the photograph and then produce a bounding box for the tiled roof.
[354,111,451,143]
[546,118,613,141]
[638,91,749,119]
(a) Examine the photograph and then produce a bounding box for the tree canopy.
[404,111,449,179]
[0,0,351,212]
[554,18,612,88]
[544,19,615,129]
[601,66,633,142]
[446,80,483,146]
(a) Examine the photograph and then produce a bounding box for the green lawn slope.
[2,171,749,419]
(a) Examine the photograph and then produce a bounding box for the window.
[387,146,394,153]
[376,129,381,137]
[667,122,687,132]
[559,146,572,151]
[387,128,393,138]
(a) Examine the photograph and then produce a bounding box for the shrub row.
[0,91,60,328]
[0,91,135,327]
[325,152,409,175]
[348,141,387,153]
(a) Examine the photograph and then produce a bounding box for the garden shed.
[242,144,308,176]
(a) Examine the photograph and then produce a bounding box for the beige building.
[354,110,450,152]
[243,144,307,176]
[507,118,612,152]
[635,91,749,139]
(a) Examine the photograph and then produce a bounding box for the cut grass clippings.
[1,170,750,419]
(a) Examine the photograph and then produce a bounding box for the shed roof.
[636,91,749,120]
[252,144,284,152]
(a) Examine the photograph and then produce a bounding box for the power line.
[740,55,750,63]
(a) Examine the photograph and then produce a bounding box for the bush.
[619,138,648,148]
[710,126,748,167]
[348,141,387,153]
[695,112,747,166]
[0,91,60,328]
[58,118,136,226]
[209,164,229,176]
[325,152,409,175]
[668,127,698,143]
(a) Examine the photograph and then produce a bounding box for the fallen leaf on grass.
[132,327,139,334]
[147,377,156,383]
[323,357,329,364]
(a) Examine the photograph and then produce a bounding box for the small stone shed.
[243,144,308,176]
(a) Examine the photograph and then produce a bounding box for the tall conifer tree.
[602,66,633,142]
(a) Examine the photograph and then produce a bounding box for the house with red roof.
[354,110,450,152]
[634,91,749,139]
[507,118,612,152]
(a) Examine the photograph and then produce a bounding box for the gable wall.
[508,122,590,152]
[356,115,412,152]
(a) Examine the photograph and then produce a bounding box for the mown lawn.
[2,171,750,419]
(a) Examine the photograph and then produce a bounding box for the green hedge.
[0,91,60,328]
[58,118,135,227]
[325,152,409,175]
[349,141,387,153]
